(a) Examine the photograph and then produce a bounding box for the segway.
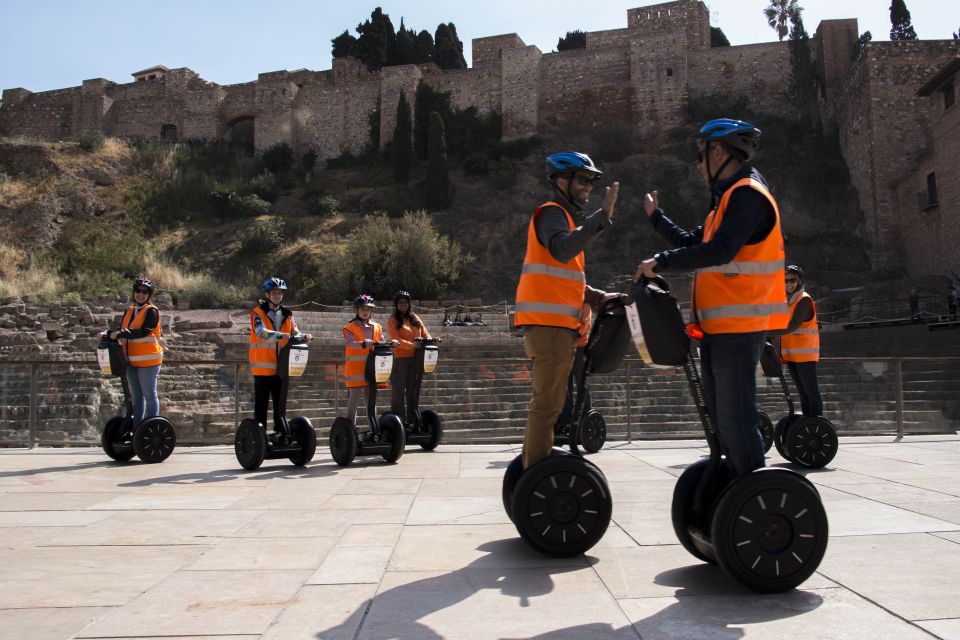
[759,341,838,468]
[328,341,405,466]
[501,298,628,557]
[553,349,607,454]
[96,335,176,463]
[234,336,317,470]
[397,337,443,450]
[629,277,828,593]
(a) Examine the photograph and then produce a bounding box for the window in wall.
[942,80,955,110]
[918,172,939,211]
[666,68,673,77]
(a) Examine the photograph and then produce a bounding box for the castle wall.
[0,87,78,140]
[295,72,381,158]
[688,42,793,118]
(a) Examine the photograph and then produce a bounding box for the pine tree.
[427,111,451,211]
[434,23,467,70]
[788,11,817,124]
[557,30,586,51]
[710,26,731,47]
[392,90,413,184]
[356,7,397,71]
[331,30,359,59]
[889,0,918,41]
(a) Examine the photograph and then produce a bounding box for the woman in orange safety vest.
[107,277,164,426]
[342,294,398,426]
[771,264,822,416]
[387,290,433,424]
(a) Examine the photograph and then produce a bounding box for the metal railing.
[1,355,959,448]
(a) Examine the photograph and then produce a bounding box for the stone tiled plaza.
[2,435,959,639]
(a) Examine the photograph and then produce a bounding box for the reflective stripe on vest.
[692,178,789,334]
[515,201,586,330]
[249,307,293,376]
[121,304,163,368]
[781,291,819,362]
[343,321,382,388]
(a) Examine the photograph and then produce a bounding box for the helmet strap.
[706,146,736,207]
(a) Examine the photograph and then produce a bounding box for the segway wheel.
[235,419,267,471]
[132,417,176,463]
[329,418,358,467]
[511,453,612,557]
[101,416,135,462]
[758,411,774,454]
[774,415,797,462]
[784,417,838,469]
[287,416,317,466]
[502,454,525,523]
[380,414,406,463]
[711,467,829,593]
[671,458,721,564]
[419,409,444,451]
[578,410,606,454]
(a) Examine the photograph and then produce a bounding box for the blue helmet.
[695,118,761,161]
[262,277,288,292]
[545,152,603,181]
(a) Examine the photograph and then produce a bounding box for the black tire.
[329,418,358,467]
[288,416,317,466]
[380,414,406,463]
[578,410,606,454]
[511,454,611,557]
[774,415,797,462]
[235,419,267,471]
[419,410,444,451]
[784,416,838,469]
[132,417,176,463]
[711,468,829,593]
[101,416,135,462]
[758,411,774,454]
[671,458,720,564]
[502,454,525,523]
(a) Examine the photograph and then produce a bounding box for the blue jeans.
[699,332,766,476]
[126,364,161,425]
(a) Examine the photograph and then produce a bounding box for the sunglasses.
[133,288,150,294]
[697,143,713,165]
[574,175,600,186]
[785,278,799,284]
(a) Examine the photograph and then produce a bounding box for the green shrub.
[462,153,489,176]
[302,149,317,173]
[261,142,294,174]
[240,217,285,254]
[488,157,518,189]
[246,170,278,202]
[233,194,271,217]
[305,194,339,218]
[184,278,243,309]
[76,130,105,152]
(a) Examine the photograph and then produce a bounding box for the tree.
[415,30,435,61]
[332,30,359,59]
[953,27,959,39]
[414,82,453,159]
[356,7,397,72]
[787,11,817,124]
[890,0,918,40]
[557,30,586,51]
[392,90,413,183]
[434,23,467,70]
[710,26,731,47]
[426,111,451,211]
[763,0,802,42]
[852,31,872,60]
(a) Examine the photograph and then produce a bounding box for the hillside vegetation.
[0,95,870,310]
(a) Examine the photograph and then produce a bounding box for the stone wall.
[0,87,78,140]
[688,42,793,119]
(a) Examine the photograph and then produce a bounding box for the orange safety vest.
[781,291,819,362]
[692,178,789,334]
[121,304,163,367]
[576,304,593,348]
[343,321,383,389]
[249,306,294,376]
[515,201,586,330]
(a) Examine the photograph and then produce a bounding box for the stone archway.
[225,116,255,154]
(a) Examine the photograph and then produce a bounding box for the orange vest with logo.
[121,304,163,368]
[515,201,586,330]
[781,291,819,362]
[692,178,789,334]
[249,306,294,376]
[343,321,383,389]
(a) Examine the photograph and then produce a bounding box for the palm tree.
[764,0,802,41]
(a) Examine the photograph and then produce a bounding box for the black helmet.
[262,277,288,292]
[353,294,376,308]
[786,264,805,281]
[133,277,155,294]
[545,152,603,181]
[393,290,411,303]
[695,118,761,161]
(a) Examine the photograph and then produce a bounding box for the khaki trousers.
[522,326,576,469]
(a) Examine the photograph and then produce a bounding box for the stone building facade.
[1,0,957,276]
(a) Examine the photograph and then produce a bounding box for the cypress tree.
[557,30,586,51]
[889,0,918,41]
[356,7,397,71]
[434,23,467,70]
[392,90,413,184]
[427,111,451,211]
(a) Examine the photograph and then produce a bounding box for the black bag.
[585,301,632,374]
[627,277,690,367]
[759,340,783,378]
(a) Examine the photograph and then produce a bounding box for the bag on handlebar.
[586,301,632,374]
[626,278,690,367]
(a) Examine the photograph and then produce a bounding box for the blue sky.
[1,1,956,92]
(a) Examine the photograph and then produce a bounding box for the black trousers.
[254,375,289,429]
[786,361,823,417]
